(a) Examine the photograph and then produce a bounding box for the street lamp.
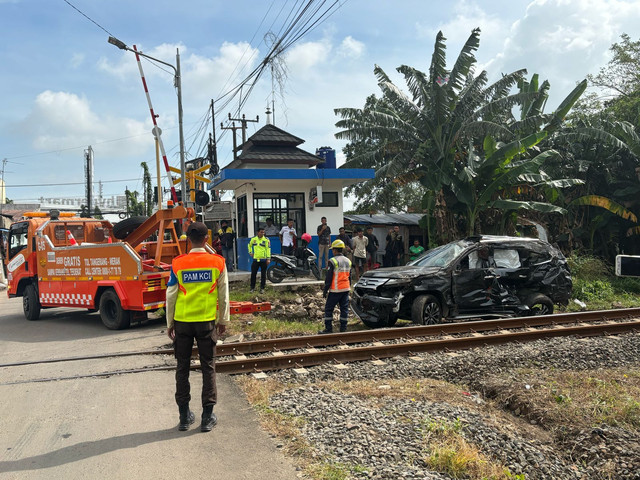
[107,36,187,207]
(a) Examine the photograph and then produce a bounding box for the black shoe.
[201,404,217,432]
[178,404,195,431]
[318,329,333,334]
[339,326,347,332]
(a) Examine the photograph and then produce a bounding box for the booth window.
[253,193,306,234]
[237,195,248,237]
[316,191,339,207]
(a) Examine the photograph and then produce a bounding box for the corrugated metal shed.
[344,213,424,226]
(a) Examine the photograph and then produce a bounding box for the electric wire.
[62,0,115,37]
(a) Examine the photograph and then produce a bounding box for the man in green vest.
[166,222,229,432]
[248,227,271,294]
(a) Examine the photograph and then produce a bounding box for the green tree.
[587,33,640,125]
[125,188,145,217]
[336,29,586,244]
[141,162,153,217]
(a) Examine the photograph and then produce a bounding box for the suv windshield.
[409,240,468,268]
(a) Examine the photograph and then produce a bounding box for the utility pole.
[84,146,94,217]
[0,158,7,219]
[227,113,259,145]
[221,122,242,161]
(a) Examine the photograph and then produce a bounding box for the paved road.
[0,293,299,480]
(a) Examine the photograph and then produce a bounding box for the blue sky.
[1,0,639,205]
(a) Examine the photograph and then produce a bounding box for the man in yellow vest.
[166,222,229,432]
[248,226,271,294]
[319,239,352,334]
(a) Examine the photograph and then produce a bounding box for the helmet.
[301,233,312,243]
[331,239,345,249]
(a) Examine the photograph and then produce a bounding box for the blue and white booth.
[209,123,374,271]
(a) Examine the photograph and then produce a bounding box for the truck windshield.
[9,222,29,259]
[409,240,468,268]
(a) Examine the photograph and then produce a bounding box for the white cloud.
[488,0,640,104]
[97,42,188,82]
[184,41,260,101]
[70,53,84,69]
[285,40,332,72]
[338,36,365,58]
[17,90,149,157]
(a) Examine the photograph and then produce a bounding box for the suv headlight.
[383,277,413,287]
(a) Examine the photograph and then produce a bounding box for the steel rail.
[2,320,638,385]
[214,320,640,374]
[2,307,640,369]
[215,307,640,356]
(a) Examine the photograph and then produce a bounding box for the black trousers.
[174,320,217,407]
[250,259,268,289]
[324,291,350,329]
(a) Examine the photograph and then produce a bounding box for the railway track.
[2,307,640,384]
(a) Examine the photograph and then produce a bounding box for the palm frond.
[449,28,481,94]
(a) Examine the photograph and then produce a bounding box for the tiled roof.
[237,146,322,165]
[240,124,304,147]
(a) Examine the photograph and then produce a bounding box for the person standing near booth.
[279,218,297,256]
[316,216,331,269]
[248,227,271,294]
[218,220,235,272]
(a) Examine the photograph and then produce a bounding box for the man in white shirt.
[278,218,297,255]
[263,217,279,236]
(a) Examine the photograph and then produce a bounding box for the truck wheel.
[526,294,554,316]
[113,216,148,240]
[23,284,41,321]
[99,289,131,330]
[411,294,442,325]
[267,265,286,283]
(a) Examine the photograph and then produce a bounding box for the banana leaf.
[570,195,638,223]
[491,199,567,214]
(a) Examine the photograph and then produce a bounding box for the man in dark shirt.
[337,227,353,261]
[384,225,404,267]
[317,216,331,269]
[364,226,379,270]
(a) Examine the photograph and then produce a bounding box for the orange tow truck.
[4,207,269,329]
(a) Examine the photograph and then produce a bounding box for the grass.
[493,368,640,436]
[560,254,640,311]
[421,417,521,480]
[226,313,321,337]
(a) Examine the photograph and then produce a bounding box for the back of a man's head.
[187,222,208,247]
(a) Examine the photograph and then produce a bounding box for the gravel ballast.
[246,332,640,479]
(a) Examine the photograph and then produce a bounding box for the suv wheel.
[526,294,554,316]
[411,294,442,325]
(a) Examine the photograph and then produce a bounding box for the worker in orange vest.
[319,239,352,334]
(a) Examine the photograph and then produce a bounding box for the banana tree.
[336,28,532,242]
[450,132,583,235]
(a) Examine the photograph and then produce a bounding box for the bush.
[567,254,612,280]
[572,278,614,302]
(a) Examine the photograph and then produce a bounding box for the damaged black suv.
[352,235,572,328]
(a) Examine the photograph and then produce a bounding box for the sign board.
[203,202,234,222]
[615,255,640,277]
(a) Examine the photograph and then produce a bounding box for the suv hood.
[362,266,442,280]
